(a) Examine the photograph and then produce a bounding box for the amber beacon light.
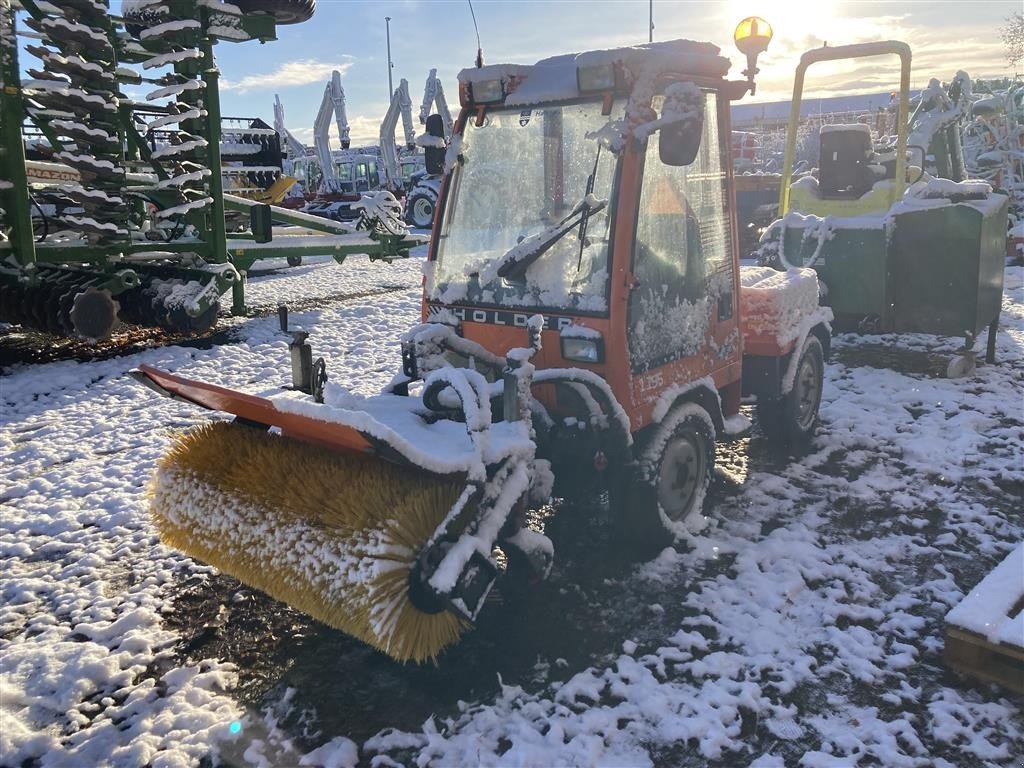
[734,16,772,94]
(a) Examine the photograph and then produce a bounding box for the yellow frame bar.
[778,41,912,216]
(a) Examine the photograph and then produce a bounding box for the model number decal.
[428,305,576,331]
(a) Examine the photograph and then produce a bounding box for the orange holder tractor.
[134,19,835,662]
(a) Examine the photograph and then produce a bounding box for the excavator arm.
[313,70,351,194]
[273,94,307,162]
[380,78,414,193]
[419,68,453,139]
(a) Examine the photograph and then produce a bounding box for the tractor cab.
[424,38,758,431]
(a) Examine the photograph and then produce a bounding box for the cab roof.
[457,39,732,108]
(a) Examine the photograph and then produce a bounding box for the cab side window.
[628,91,732,372]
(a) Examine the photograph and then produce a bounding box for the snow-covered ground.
[2,260,1022,767]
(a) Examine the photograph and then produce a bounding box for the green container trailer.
[889,196,1007,338]
[779,195,1007,346]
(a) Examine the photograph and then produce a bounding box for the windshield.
[428,100,620,313]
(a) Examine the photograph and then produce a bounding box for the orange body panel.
[136,365,376,457]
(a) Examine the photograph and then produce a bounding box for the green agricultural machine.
[762,41,1008,376]
[0,0,420,342]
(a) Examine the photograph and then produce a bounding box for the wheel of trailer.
[287,255,303,267]
[405,188,437,229]
[233,0,316,24]
[757,335,824,446]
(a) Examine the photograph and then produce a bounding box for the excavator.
[135,18,838,663]
[276,68,448,227]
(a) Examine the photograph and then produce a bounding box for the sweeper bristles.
[150,421,469,663]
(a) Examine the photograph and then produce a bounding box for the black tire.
[757,335,824,446]
[499,546,535,610]
[615,407,715,557]
[405,187,437,229]
[233,0,316,25]
[286,254,302,267]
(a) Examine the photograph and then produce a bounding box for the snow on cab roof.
[458,39,731,107]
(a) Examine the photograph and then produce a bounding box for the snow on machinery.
[218,115,297,205]
[0,0,421,342]
[278,70,392,216]
[760,42,1008,377]
[399,68,454,229]
[281,67,452,227]
[134,20,838,663]
[963,81,1024,259]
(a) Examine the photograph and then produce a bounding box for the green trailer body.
[781,225,889,320]
[889,196,1007,338]
[779,196,1007,342]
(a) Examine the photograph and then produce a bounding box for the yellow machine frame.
[779,41,912,218]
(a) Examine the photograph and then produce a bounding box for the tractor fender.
[413,176,442,197]
[781,311,833,394]
[649,376,725,438]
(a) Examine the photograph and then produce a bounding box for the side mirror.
[659,119,700,165]
[659,109,703,167]
[424,113,446,175]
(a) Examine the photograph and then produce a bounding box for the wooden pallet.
[944,625,1024,694]
[944,545,1024,695]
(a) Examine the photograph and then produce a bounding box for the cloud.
[221,58,356,93]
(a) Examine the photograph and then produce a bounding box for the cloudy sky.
[206,0,1017,146]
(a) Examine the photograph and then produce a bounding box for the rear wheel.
[233,0,316,24]
[757,335,824,445]
[286,254,302,267]
[405,188,437,229]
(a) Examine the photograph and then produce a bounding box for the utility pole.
[385,16,394,100]
[649,0,653,42]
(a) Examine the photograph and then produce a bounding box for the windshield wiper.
[576,144,602,272]
[491,196,607,282]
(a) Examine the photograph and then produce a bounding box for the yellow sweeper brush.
[151,421,470,663]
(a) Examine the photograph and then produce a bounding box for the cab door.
[626,90,739,412]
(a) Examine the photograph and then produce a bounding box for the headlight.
[470,79,504,104]
[577,62,615,92]
[560,335,604,363]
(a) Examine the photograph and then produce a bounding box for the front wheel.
[615,405,715,557]
[757,335,824,446]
